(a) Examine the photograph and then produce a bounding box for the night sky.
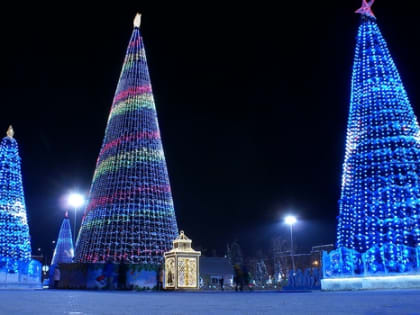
[1,2,420,261]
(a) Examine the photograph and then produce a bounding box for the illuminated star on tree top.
[355,0,376,19]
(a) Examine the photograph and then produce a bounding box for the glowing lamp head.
[284,215,297,226]
[67,193,85,208]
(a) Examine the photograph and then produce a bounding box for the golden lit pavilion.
[164,231,201,290]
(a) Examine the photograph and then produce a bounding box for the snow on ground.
[0,289,420,315]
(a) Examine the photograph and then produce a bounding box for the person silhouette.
[104,258,115,290]
[53,266,61,289]
[118,258,128,290]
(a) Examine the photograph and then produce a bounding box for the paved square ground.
[0,289,420,315]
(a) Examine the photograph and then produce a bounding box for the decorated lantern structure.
[164,231,201,290]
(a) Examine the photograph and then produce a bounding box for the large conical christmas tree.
[75,14,178,264]
[51,212,74,265]
[335,0,420,274]
[0,126,32,263]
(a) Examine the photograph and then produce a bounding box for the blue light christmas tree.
[75,14,178,264]
[51,212,74,265]
[324,0,420,277]
[0,126,32,265]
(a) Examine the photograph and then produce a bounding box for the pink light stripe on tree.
[98,131,161,158]
[113,85,152,104]
[129,37,141,47]
[86,185,172,213]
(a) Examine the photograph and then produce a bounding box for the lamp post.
[284,215,297,273]
[67,193,85,244]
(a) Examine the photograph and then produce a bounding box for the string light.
[0,126,32,271]
[51,212,74,265]
[74,15,178,264]
[327,7,420,276]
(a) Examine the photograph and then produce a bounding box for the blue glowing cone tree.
[51,212,74,265]
[0,126,32,263]
[75,14,178,264]
[330,0,420,276]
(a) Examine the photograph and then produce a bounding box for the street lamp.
[67,193,85,244]
[284,215,297,273]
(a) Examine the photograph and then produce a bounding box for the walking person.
[219,276,224,291]
[158,265,164,290]
[233,264,243,292]
[53,266,61,289]
[242,265,251,291]
[104,258,115,290]
[118,259,128,290]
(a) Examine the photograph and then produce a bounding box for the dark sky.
[1,2,420,261]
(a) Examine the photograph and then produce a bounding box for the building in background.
[310,244,334,269]
[199,257,234,289]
